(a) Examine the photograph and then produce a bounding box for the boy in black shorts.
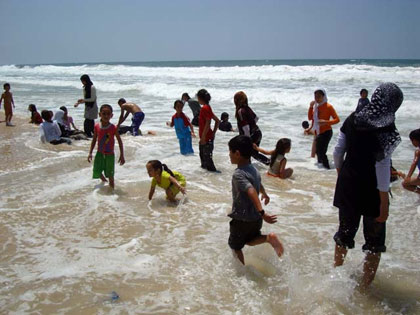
[228,135,284,264]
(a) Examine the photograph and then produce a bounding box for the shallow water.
[0,62,419,314]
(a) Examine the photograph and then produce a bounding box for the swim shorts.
[93,152,115,179]
[228,218,263,250]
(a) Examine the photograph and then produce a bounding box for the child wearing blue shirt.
[167,100,195,155]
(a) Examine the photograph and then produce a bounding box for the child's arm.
[11,93,15,108]
[253,143,273,155]
[200,118,211,144]
[0,93,3,108]
[212,113,220,135]
[278,158,288,179]
[87,129,98,162]
[187,119,195,137]
[115,132,125,165]
[169,176,186,194]
[71,121,78,130]
[404,150,420,181]
[117,109,129,127]
[246,186,276,224]
[148,183,156,200]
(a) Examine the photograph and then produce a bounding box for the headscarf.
[354,82,403,161]
[53,110,65,125]
[80,74,94,108]
[313,88,328,134]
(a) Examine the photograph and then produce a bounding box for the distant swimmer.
[116,98,145,136]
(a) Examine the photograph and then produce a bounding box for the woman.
[74,74,98,137]
[234,91,270,165]
[308,88,340,169]
[332,82,403,288]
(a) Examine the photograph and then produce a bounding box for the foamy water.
[0,61,419,314]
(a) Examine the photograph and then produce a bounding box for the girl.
[167,100,195,155]
[28,104,43,124]
[146,160,186,202]
[402,128,420,194]
[234,91,270,165]
[74,74,98,137]
[254,138,293,179]
[197,89,220,172]
[308,88,340,169]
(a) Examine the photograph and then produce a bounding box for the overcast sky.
[0,0,419,65]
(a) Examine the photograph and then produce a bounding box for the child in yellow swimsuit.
[146,160,186,202]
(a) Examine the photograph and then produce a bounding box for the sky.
[0,0,419,65]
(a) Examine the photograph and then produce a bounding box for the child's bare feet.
[100,174,108,182]
[267,233,284,257]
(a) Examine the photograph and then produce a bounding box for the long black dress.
[333,113,382,217]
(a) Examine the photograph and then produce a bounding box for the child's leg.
[233,249,245,264]
[402,177,420,194]
[165,188,176,202]
[247,233,284,257]
[203,141,217,171]
[100,174,108,182]
[109,176,115,189]
[311,137,316,158]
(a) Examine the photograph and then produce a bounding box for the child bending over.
[146,160,186,202]
[228,135,283,264]
[254,138,293,179]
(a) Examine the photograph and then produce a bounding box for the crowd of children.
[3,78,420,288]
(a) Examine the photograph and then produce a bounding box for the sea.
[0,59,419,314]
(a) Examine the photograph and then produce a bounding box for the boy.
[219,112,235,132]
[88,104,125,189]
[39,110,72,145]
[0,83,15,126]
[356,88,369,112]
[181,93,201,126]
[228,135,284,264]
[116,98,144,136]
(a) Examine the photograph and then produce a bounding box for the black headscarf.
[80,74,94,108]
[354,82,403,161]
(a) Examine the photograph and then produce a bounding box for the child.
[146,160,186,202]
[181,93,201,126]
[402,128,420,194]
[228,135,283,264]
[197,89,220,172]
[87,104,125,189]
[0,83,15,126]
[219,112,234,132]
[302,120,316,158]
[254,138,293,179]
[39,110,71,145]
[28,104,43,125]
[167,100,195,155]
[356,88,369,112]
[116,98,145,136]
[60,106,79,132]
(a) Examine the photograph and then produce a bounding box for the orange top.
[308,103,340,135]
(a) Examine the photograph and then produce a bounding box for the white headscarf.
[313,88,328,134]
[53,110,65,125]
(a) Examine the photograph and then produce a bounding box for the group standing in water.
[4,74,420,289]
